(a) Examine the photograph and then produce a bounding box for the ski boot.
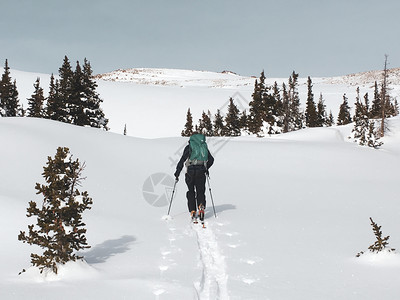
[198,204,205,228]
[191,210,198,224]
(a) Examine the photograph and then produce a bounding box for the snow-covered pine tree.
[281,82,290,133]
[200,111,213,136]
[327,111,334,127]
[288,71,303,131]
[181,108,194,137]
[262,80,278,134]
[305,76,318,127]
[272,81,283,129]
[370,81,381,119]
[225,97,241,136]
[27,78,45,118]
[351,89,383,148]
[337,93,351,125]
[68,61,86,126]
[58,56,73,123]
[82,58,108,129]
[248,72,265,136]
[18,147,93,274]
[46,74,60,120]
[367,121,383,148]
[0,59,20,117]
[239,110,248,134]
[213,109,225,136]
[317,93,327,127]
[351,89,368,146]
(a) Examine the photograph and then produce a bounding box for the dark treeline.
[182,69,398,149]
[182,71,333,137]
[0,57,108,130]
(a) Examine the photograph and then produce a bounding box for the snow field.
[2,68,400,299]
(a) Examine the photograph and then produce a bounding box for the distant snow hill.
[94,67,400,88]
[94,68,255,88]
[322,67,400,87]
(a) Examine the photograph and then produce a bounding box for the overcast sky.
[1,0,399,77]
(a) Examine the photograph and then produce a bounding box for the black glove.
[174,170,180,181]
[205,169,209,176]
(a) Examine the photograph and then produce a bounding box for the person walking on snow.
[174,133,214,222]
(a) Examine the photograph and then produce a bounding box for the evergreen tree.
[27,78,45,118]
[367,217,394,253]
[239,110,248,134]
[367,121,383,148]
[248,72,266,136]
[363,91,370,117]
[46,74,63,121]
[262,79,277,134]
[351,90,382,148]
[81,58,108,129]
[68,61,86,126]
[200,111,213,136]
[357,217,394,257]
[351,94,369,146]
[326,111,334,127]
[370,81,381,118]
[57,56,73,123]
[181,108,193,136]
[213,109,225,136]
[317,93,327,127]
[337,94,351,125]
[393,99,399,116]
[0,59,20,116]
[305,76,318,127]
[272,81,283,128]
[288,71,303,131]
[18,147,93,274]
[282,82,290,133]
[196,116,205,134]
[225,97,241,136]
[272,81,283,116]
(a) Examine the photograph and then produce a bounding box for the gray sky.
[1,0,399,77]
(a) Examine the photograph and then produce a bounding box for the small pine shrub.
[356,217,395,257]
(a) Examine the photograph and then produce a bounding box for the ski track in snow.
[193,221,229,300]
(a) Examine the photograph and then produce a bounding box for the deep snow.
[1,68,400,299]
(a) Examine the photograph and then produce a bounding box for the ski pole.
[206,174,217,218]
[167,179,178,215]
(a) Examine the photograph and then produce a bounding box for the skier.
[174,133,214,223]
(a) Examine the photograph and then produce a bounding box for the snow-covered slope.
[2,67,400,299]
[1,115,400,299]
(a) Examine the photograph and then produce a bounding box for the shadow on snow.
[81,235,136,264]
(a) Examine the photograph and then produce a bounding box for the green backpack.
[189,133,208,165]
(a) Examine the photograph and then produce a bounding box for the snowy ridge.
[322,67,400,86]
[94,68,255,88]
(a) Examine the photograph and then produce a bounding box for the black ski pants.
[185,165,206,212]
